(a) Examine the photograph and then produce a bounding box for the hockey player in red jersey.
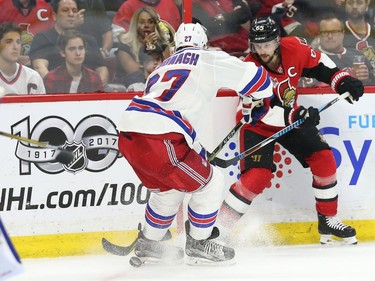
[116,22,274,266]
[218,16,364,245]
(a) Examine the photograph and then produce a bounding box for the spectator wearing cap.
[126,43,164,91]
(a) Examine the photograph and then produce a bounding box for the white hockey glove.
[241,97,264,124]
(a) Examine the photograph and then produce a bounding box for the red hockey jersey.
[244,36,338,136]
[0,0,53,55]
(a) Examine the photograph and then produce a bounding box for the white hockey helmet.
[174,23,208,50]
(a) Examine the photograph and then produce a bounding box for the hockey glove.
[241,97,267,125]
[286,106,320,127]
[242,102,253,124]
[336,76,364,104]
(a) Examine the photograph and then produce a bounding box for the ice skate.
[132,228,184,266]
[185,221,235,266]
[317,213,357,245]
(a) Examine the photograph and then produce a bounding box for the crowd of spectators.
[1,0,375,95]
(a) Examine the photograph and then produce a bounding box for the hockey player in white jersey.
[0,22,45,95]
[117,22,274,266]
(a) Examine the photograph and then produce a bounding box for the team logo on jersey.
[21,8,31,16]
[276,79,296,107]
[19,24,34,56]
[357,40,375,63]
[62,140,88,174]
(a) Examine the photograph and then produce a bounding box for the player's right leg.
[305,149,357,245]
[134,190,186,264]
[185,166,236,265]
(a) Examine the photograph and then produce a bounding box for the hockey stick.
[207,121,243,162]
[210,92,351,168]
[102,236,138,256]
[0,131,74,165]
[102,223,172,256]
[206,99,263,161]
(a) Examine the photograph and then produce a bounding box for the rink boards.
[0,90,374,258]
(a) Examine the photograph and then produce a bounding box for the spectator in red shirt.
[0,0,54,66]
[76,0,113,58]
[192,0,254,56]
[255,0,346,43]
[43,30,103,93]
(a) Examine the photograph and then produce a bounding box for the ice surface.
[11,242,374,281]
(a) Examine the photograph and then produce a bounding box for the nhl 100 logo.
[11,115,120,175]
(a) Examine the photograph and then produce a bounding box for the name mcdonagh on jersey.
[159,50,200,67]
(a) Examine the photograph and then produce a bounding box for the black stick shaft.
[211,92,350,168]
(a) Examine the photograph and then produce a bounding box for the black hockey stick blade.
[102,237,137,256]
[210,92,350,168]
[102,224,172,256]
[55,149,75,165]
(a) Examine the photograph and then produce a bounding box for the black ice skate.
[317,213,357,245]
[132,228,184,266]
[185,220,236,265]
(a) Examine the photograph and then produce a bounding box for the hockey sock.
[305,150,338,216]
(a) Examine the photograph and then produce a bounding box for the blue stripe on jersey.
[127,98,197,141]
[145,203,176,229]
[187,205,218,228]
[239,66,270,96]
[258,73,271,91]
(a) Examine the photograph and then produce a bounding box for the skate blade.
[130,256,184,267]
[185,255,236,266]
[320,234,358,245]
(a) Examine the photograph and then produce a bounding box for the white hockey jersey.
[0,63,45,95]
[117,47,273,147]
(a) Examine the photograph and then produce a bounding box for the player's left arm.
[302,52,364,103]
